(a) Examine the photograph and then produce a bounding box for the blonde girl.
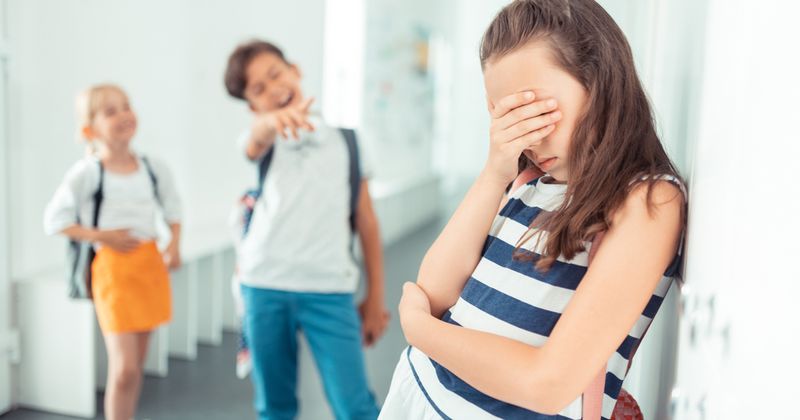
[44,84,182,420]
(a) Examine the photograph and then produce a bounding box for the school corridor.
[1,0,799,419]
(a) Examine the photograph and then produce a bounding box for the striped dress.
[380,176,683,420]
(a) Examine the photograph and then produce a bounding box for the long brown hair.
[480,0,683,271]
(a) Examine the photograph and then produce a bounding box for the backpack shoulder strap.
[338,127,361,233]
[583,231,607,420]
[91,160,105,228]
[256,147,275,198]
[508,167,544,196]
[582,232,648,420]
[140,156,162,206]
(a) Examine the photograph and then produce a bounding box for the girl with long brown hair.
[380,0,686,418]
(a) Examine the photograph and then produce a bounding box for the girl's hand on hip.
[96,229,140,253]
[484,91,562,185]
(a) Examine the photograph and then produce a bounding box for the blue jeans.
[241,285,379,420]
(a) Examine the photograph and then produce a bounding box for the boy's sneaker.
[236,348,252,379]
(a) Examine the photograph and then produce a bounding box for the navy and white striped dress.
[380,176,683,420]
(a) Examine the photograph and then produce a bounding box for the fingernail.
[547,99,557,107]
[524,91,533,99]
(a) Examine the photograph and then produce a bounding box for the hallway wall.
[674,0,800,417]
[1,0,13,412]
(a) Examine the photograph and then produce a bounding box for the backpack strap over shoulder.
[91,160,105,227]
[582,231,647,420]
[140,156,162,206]
[508,167,544,196]
[338,127,361,234]
[256,146,276,197]
[583,232,607,420]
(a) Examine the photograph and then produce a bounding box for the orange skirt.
[91,241,172,334]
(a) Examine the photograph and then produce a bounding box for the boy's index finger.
[491,91,535,119]
[298,97,315,113]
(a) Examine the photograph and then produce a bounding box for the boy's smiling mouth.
[278,91,295,108]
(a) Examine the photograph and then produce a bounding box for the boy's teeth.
[282,92,293,106]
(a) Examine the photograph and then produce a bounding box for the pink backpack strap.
[510,170,614,419]
[583,368,607,420]
[583,232,606,420]
[509,167,544,195]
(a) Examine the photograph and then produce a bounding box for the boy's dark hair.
[224,40,287,100]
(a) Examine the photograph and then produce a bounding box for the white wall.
[637,0,710,174]
[437,0,508,191]
[322,0,365,129]
[674,0,800,418]
[5,0,325,280]
[358,0,452,183]
[0,0,13,412]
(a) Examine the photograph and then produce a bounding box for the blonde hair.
[75,84,128,153]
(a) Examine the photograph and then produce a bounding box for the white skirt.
[379,351,444,420]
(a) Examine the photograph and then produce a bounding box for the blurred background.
[0,0,798,419]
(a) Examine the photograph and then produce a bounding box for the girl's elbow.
[519,369,579,415]
[527,396,574,417]
[519,392,575,415]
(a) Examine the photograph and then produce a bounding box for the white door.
[0,0,14,412]
[672,0,800,418]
